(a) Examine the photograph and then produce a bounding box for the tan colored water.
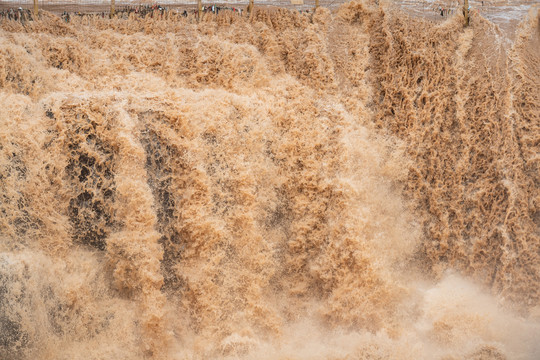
[0,2,539,359]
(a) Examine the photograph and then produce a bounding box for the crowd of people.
[57,4,251,23]
[112,4,170,19]
[3,3,311,24]
[0,7,34,22]
[436,5,455,16]
[1,3,249,24]
[200,5,244,16]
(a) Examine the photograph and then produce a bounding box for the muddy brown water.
[0,1,539,359]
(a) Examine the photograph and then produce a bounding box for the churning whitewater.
[0,1,539,359]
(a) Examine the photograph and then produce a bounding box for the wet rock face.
[0,316,27,360]
[0,257,29,360]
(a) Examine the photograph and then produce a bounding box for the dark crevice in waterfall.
[139,112,186,295]
[62,111,118,251]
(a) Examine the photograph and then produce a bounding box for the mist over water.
[0,2,539,359]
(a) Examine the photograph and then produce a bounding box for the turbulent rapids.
[0,2,539,359]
